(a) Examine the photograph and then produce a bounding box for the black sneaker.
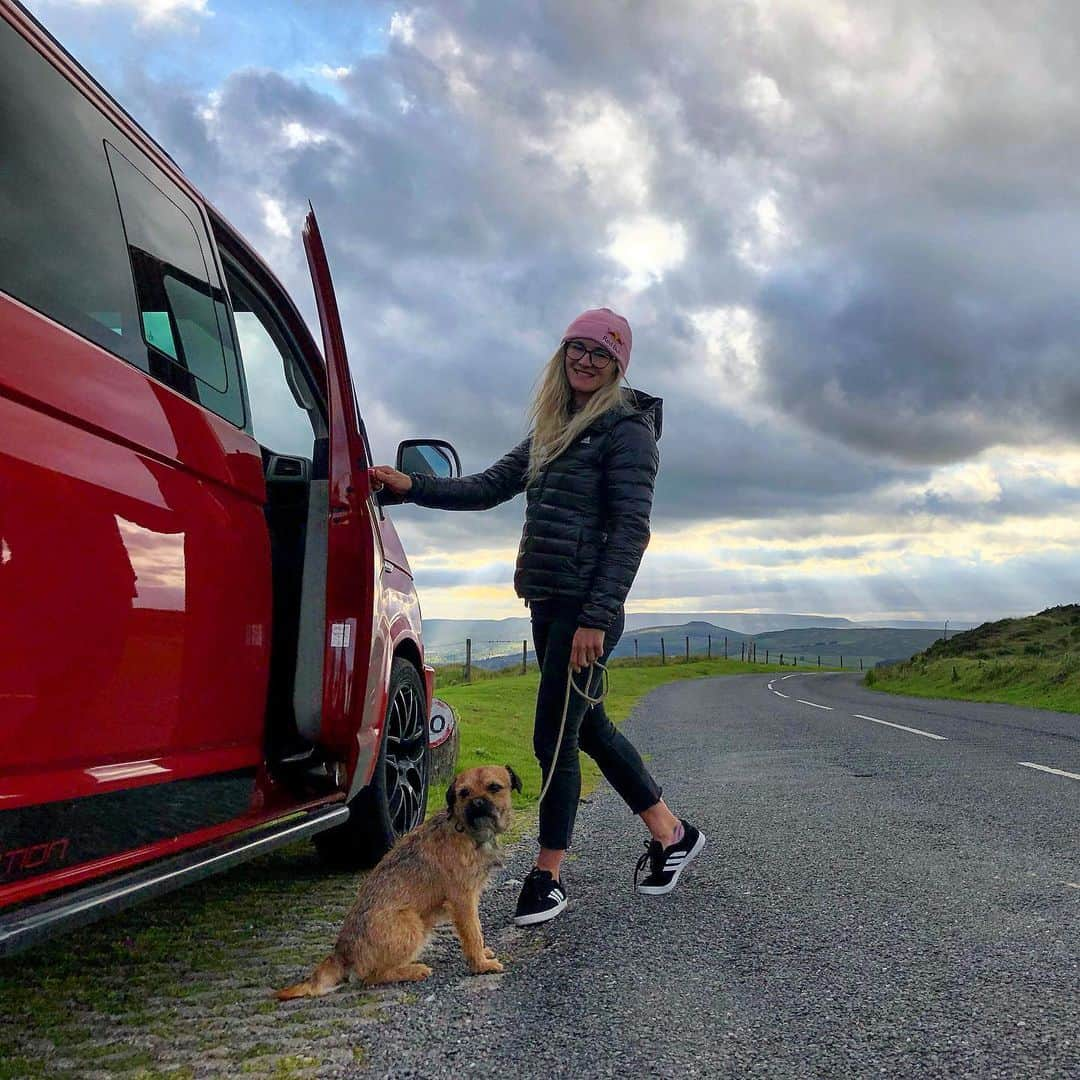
[634,820,706,895]
[513,868,567,926]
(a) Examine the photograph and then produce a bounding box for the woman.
[372,308,705,926]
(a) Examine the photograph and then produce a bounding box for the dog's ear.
[505,765,523,794]
[446,780,459,811]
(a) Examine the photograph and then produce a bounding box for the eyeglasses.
[564,340,615,369]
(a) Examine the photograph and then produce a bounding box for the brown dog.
[276,764,521,999]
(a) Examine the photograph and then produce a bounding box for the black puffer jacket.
[406,388,662,630]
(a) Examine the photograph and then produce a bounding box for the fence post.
[708,634,712,660]
[840,655,843,669]
[661,637,666,665]
[767,650,770,664]
[860,657,863,671]
[794,655,798,667]
[817,655,821,668]
[685,635,690,662]
[724,636,728,660]
[465,638,472,683]
[741,642,745,662]
[522,639,527,675]
[634,638,639,661]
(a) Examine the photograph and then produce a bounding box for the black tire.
[314,657,430,869]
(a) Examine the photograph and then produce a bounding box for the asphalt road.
[352,672,1079,1079]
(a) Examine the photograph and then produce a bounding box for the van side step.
[0,803,349,957]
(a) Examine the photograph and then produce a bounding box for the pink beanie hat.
[562,307,632,376]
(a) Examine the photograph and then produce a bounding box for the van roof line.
[10,0,182,173]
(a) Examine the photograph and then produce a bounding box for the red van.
[0,0,459,955]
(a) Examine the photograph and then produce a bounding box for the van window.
[0,18,144,368]
[0,19,247,429]
[222,258,320,459]
[107,144,245,426]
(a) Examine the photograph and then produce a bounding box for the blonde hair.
[525,347,630,483]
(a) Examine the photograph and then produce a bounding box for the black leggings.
[530,597,663,850]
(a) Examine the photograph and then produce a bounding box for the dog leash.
[536,659,610,806]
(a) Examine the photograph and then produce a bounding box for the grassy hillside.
[866,604,1080,713]
[919,604,1080,660]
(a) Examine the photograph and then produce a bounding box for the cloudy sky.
[30,0,1080,623]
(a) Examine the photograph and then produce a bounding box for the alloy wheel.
[384,680,428,835]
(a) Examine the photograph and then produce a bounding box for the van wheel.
[315,658,430,869]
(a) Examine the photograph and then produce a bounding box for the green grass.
[865,655,1080,712]
[865,603,1080,713]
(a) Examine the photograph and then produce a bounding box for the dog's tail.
[275,954,347,1001]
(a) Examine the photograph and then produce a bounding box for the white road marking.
[1064,882,1080,890]
[798,699,833,710]
[854,714,947,741]
[781,673,799,680]
[772,690,789,699]
[1018,761,1080,782]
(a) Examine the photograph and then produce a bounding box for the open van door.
[301,208,380,764]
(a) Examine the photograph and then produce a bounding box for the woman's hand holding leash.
[570,627,605,672]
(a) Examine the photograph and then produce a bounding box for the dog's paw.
[471,957,504,975]
[482,946,496,959]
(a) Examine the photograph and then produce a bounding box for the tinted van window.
[107,143,244,425]
[0,21,246,429]
[0,19,143,367]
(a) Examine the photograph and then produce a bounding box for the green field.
[866,604,1080,713]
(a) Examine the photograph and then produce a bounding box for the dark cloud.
[39,0,1080,616]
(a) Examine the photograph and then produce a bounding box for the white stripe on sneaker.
[638,830,707,896]
[514,894,567,926]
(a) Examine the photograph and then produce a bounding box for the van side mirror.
[395,439,461,480]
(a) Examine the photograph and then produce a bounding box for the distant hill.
[916,604,1080,661]
[449,620,943,670]
[422,610,866,661]
[423,617,534,654]
[619,612,857,634]
[610,623,941,666]
[753,626,943,664]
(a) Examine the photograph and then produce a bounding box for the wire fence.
[428,633,878,683]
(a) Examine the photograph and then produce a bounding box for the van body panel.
[0,0,444,938]
[0,295,266,501]
[0,306,272,807]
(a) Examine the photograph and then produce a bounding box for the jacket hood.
[579,387,663,441]
[622,387,663,442]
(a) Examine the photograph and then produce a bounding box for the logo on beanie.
[604,328,624,353]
